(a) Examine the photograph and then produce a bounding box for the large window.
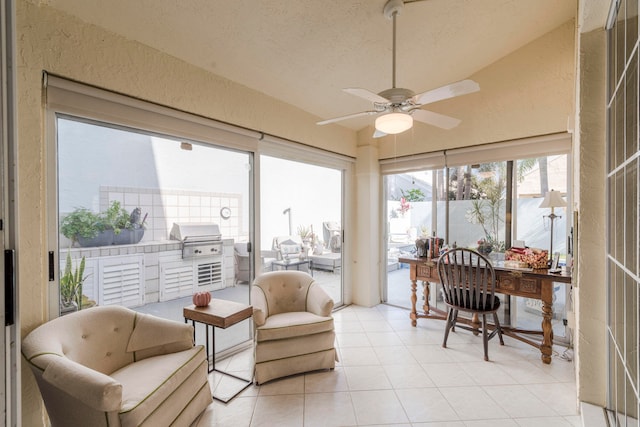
[383,152,570,339]
[606,0,639,423]
[55,116,253,354]
[260,155,344,306]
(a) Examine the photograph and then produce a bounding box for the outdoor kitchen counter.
[65,238,234,258]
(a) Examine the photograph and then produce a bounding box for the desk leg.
[410,278,418,327]
[422,281,430,314]
[540,281,554,364]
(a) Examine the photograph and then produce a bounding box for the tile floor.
[192,303,579,427]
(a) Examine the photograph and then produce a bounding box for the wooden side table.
[184,299,254,403]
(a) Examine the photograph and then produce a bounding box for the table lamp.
[538,190,567,265]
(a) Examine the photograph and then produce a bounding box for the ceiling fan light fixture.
[375,112,413,134]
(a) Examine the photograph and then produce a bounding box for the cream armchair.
[251,271,337,384]
[22,305,212,427]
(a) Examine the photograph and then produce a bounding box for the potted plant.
[60,201,145,247]
[60,252,91,315]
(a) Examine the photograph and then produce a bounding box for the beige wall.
[16,1,593,424]
[574,26,607,407]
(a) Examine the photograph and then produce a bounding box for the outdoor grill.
[170,223,223,259]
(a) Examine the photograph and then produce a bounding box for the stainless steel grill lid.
[169,223,222,258]
[170,223,221,242]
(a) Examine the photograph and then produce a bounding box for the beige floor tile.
[408,343,456,363]
[524,382,580,416]
[303,391,357,427]
[412,422,465,427]
[464,419,519,427]
[335,320,365,333]
[395,387,460,423]
[459,361,519,386]
[340,346,381,366]
[360,319,396,332]
[365,331,404,346]
[374,345,419,365]
[495,359,561,384]
[350,389,410,425]
[336,332,373,348]
[250,394,304,427]
[483,384,558,418]
[192,397,256,427]
[344,365,393,390]
[304,368,349,393]
[439,385,510,420]
[257,374,304,395]
[383,364,435,389]
[514,416,577,426]
[421,362,476,387]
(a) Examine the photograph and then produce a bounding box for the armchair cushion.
[255,312,334,341]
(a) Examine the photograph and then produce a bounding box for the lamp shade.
[375,112,413,134]
[539,190,567,209]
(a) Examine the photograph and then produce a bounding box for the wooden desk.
[398,256,572,364]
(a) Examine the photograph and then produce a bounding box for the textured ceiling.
[45,0,595,131]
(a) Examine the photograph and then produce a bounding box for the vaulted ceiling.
[45,0,607,132]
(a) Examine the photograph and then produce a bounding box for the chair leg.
[443,309,454,348]
[482,314,489,361]
[493,312,504,345]
[451,310,458,332]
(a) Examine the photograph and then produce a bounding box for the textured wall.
[575,27,607,407]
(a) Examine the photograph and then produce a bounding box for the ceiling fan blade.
[412,109,462,130]
[343,88,390,104]
[317,110,380,126]
[373,129,387,138]
[412,79,480,106]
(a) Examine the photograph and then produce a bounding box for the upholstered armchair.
[251,271,337,384]
[22,305,212,427]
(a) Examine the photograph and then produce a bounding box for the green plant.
[60,208,105,242]
[297,224,312,240]
[102,201,132,235]
[400,188,425,202]
[60,201,144,244]
[60,252,90,309]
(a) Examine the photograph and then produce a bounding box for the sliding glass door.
[260,155,344,306]
[383,154,570,339]
[55,116,253,353]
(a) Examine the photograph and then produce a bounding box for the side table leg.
[410,278,418,327]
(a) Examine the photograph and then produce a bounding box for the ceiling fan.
[317,0,480,138]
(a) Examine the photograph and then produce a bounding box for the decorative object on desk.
[505,247,548,268]
[539,190,567,265]
[415,237,428,257]
[428,234,443,258]
[192,291,211,307]
[477,238,493,255]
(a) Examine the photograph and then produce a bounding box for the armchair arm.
[41,355,122,412]
[127,313,193,355]
[251,286,269,326]
[306,283,334,317]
